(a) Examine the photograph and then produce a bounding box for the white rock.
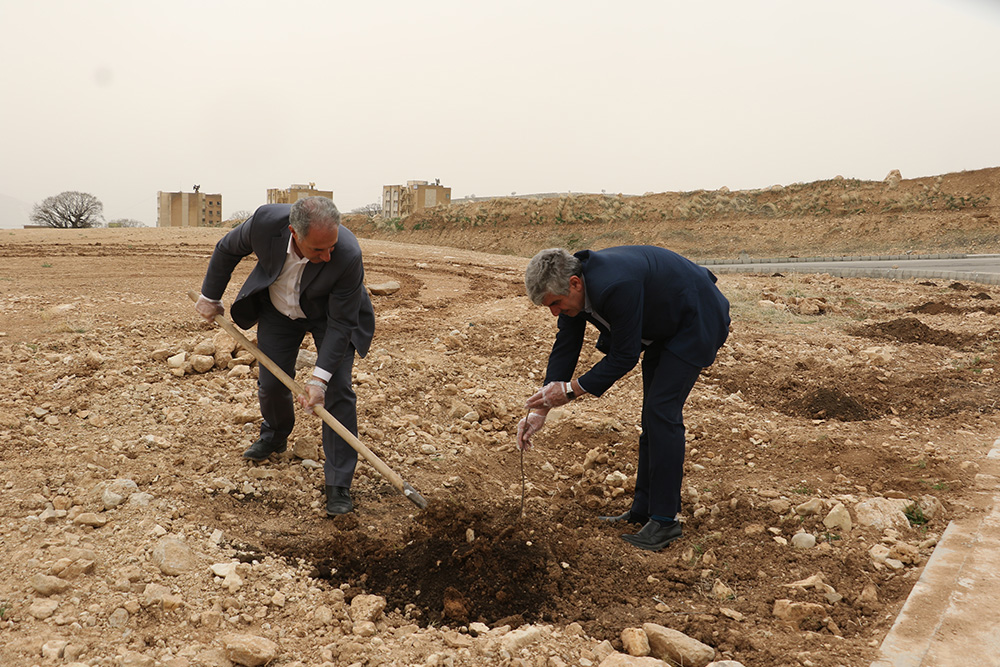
[794,498,824,516]
[791,533,817,549]
[855,498,911,531]
[42,639,69,659]
[190,354,215,373]
[222,634,279,667]
[501,625,552,653]
[28,598,59,619]
[643,623,715,667]
[823,502,852,532]
[31,573,70,596]
[621,627,650,656]
[368,281,401,296]
[349,594,386,622]
[151,537,197,575]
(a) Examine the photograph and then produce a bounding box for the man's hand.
[516,411,547,451]
[525,381,571,410]
[297,379,326,411]
[195,294,224,322]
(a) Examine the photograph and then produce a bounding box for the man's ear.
[569,275,583,291]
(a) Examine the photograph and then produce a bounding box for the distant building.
[382,180,451,218]
[267,183,334,204]
[156,188,222,227]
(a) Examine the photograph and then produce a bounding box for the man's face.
[290,224,339,263]
[541,275,585,317]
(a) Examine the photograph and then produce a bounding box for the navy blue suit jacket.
[200,204,375,370]
[543,246,730,397]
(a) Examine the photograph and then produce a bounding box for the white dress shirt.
[268,235,334,383]
[268,235,309,320]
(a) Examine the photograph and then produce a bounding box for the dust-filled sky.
[1,0,998,228]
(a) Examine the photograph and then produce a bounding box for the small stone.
[823,502,853,532]
[73,512,107,527]
[368,281,401,296]
[31,573,71,596]
[222,634,279,667]
[151,537,197,575]
[791,533,817,549]
[349,594,386,623]
[190,354,215,373]
[621,627,650,656]
[795,498,824,516]
[28,598,60,619]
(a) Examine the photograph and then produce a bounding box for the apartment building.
[382,180,451,218]
[156,188,222,227]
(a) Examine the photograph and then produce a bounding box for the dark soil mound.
[786,387,877,421]
[851,317,972,349]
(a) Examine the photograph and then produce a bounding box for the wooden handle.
[188,290,427,509]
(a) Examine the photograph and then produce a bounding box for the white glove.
[525,381,571,410]
[516,412,547,451]
[195,294,224,322]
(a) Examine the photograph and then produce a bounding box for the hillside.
[350,167,999,259]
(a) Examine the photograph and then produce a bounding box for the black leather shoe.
[621,519,682,551]
[600,510,649,525]
[325,486,353,516]
[242,437,287,462]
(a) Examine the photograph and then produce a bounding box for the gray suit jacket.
[200,204,375,369]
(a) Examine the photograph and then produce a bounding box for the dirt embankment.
[350,167,999,259]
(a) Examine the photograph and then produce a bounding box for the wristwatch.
[564,381,576,401]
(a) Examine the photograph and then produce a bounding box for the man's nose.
[549,305,560,316]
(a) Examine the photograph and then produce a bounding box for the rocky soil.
[1,167,999,667]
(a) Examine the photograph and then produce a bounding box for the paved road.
[703,253,1000,286]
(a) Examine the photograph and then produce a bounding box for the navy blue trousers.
[256,300,358,488]
[630,343,702,520]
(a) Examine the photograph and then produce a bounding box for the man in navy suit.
[195,197,375,517]
[519,246,730,551]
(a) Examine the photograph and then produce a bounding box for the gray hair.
[525,248,582,305]
[289,197,340,237]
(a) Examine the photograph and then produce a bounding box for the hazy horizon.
[2,0,999,229]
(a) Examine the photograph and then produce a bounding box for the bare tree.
[351,202,383,221]
[31,191,104,228]
[107,218,146,228]
[224,210,253,227]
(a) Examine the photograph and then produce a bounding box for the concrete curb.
[871,437,1000,666]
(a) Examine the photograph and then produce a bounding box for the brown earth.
[1,167,999,667]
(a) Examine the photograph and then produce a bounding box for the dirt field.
[1,168,998,666]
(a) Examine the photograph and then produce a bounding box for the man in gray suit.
[195,197,375,517]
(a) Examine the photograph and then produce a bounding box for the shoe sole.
[242,446,287,461]
[325,508,353,518]
[621,532,682,552]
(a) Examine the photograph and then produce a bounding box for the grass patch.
[904,503,928,526]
